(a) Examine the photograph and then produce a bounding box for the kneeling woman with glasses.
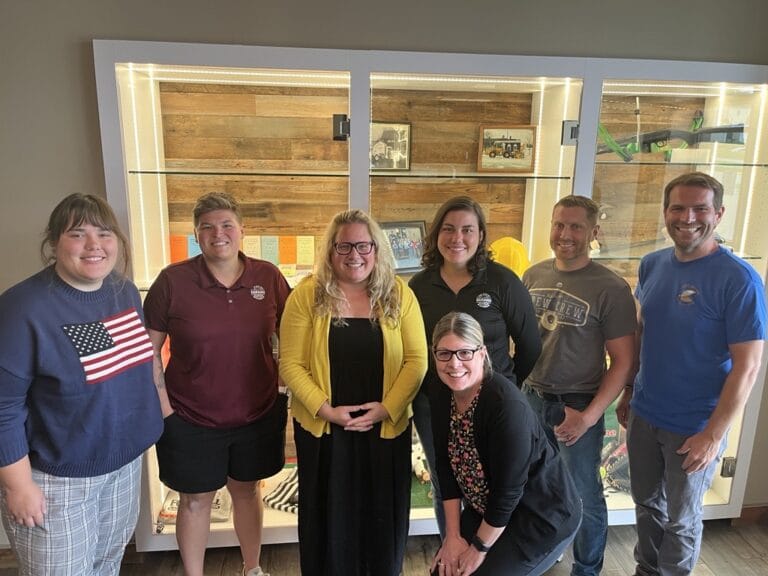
[430,312,581,576]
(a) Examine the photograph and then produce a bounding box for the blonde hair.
[432,312,493,378]
[314,209,401,326]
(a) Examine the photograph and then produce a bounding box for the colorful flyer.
[296,236,315,266]
[261,236,279,265]
[187,235,202,258]
[243,235,262,259]
[170,235,188,263]
[279,236,297,264]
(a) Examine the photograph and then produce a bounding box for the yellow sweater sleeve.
[380,278,428,427]
[279,279,331,430]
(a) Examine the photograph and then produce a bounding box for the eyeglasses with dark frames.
[433,347,482,362]
[333,241,376,255]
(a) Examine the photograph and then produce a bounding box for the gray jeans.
[627,412,725,576]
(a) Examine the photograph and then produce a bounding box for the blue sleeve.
[725,269,767,344]
[0,291,34,467]
[0,367,31,467]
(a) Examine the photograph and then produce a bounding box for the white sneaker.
[244,567,270,576]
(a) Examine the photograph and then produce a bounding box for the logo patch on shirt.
[528,288,589,331]
[677,284,698,304]
[251,285,266,300]
[475,293,492,309]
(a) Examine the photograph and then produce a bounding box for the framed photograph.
[370,122,411,170]
[477,125,536,173]
[381,221,426,273]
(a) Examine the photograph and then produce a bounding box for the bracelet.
[471,534,491,553]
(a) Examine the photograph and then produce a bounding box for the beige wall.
[1,0,767,505]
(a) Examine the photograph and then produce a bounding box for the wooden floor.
[2,518,768,574]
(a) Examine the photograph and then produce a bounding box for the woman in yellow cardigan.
[280,209,428,576]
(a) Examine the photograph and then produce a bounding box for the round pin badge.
[250,285,266,300]
[475,293,492,309]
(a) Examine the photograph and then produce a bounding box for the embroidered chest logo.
[475,293,492,309]
[251,285,266,300]
[528,288,589,331]
[677,284,699,305]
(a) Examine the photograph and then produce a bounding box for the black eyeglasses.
[334,241,376,255]
[433,347,481,362]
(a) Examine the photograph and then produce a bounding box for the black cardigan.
[432,372,581,555]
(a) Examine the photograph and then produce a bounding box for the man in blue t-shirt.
[616,172,767,576]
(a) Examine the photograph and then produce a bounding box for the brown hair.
[421,196,491,274]
[553,195,600,226]
[663,172,724,210]
[41,193,131,276]
[193,192,243,228]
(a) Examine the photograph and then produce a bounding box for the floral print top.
[448,390,488,515]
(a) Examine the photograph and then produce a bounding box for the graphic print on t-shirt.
[61,307,153,384]
[528,288,589,331]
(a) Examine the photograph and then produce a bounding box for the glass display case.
[91,40,768,550]
[589,77,768,516]
[367,73,581,262]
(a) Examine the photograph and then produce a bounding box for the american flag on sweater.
[61,308,153,384]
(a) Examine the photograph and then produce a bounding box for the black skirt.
[294,318,411,576]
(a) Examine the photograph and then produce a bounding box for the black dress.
[294,318,412,576]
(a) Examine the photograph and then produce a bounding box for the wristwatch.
[471,534,491,553]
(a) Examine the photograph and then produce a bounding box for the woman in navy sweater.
[0,194,163,575]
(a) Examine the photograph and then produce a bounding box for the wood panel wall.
[160,83,707,276]
[370,89,531,242]
[160,83,349,238]
[160,83,534,249]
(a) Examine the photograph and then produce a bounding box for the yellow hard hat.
[490,237,530,277]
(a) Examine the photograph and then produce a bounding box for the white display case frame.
[88,39,768,551]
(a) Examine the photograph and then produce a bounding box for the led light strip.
[739,84,766,255]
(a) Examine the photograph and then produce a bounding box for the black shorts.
[156,393,288,494]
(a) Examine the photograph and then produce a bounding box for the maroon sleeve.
[142,270,171,333]
[275,269,291,322]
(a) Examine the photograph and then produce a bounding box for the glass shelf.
[128,169,348,177]
[594,160,768,167]
[592,242,761,261]
[370,171,571,180]
[127,169,572,180]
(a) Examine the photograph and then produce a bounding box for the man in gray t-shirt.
[522,195,637,576]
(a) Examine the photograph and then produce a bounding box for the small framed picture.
[370,122,411,171]
[477,125,536,173]
[380,221,426,274]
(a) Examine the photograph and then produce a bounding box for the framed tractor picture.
[477,125,536,173]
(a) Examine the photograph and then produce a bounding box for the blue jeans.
[525,388,607,576]
[627,412,725,576]
[412,388,446,538]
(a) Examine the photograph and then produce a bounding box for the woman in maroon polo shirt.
[144,192,290,576]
